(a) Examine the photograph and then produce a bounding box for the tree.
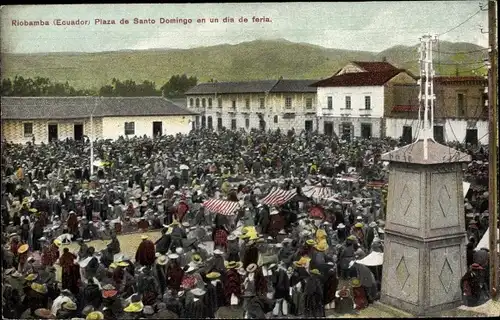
[161,74,198,98]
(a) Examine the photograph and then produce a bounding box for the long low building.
[1,96,198,144]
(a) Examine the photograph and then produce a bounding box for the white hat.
[337,223,345,229]
[168,253,179,259]
[356,216,363,220]
[175,247,184,254]
[191,288,206,296]
[214,249,224,255]
[270,210,279,216]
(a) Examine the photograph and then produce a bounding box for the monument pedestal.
[380,140,471,316]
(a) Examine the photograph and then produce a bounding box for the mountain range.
[1,39,488,90]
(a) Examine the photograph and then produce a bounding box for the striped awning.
[302,185,334,200]
[260,187,297,206]
[202,199,240,215]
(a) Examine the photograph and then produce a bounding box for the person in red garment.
[351,278,368,310]
[135,235,156,267]
[176,197,189,223]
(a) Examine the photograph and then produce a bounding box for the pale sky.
[0,2,489,54]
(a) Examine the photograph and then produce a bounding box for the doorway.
[48,124,58,142]
[74,124,83,141]
[153,121,162,137]
[324,121,334,136]
[402,126,412,144]
[207,116,213,130]
[361,123,372,139]
[340,122,353,141]
[433,125,444,143]
[465,128,478,146]
[305,120,313,132]
[217,117,223,130]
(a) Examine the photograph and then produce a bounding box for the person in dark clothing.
[466,237,476,268]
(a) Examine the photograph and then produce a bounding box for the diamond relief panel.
[396,256,410,290]
[399,183,413,216]
[439,258,453,293]
[437,185,453,217]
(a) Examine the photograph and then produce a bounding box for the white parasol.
[356,251,384,266]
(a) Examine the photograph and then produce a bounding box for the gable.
[336,63,366,75]
[388,72,417,84]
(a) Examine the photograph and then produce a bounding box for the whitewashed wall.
[317,86,384,118]
[385,118,489,145]
[101,115,193,140]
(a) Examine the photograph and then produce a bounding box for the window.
[259,97,265,109]
[189,98,194,107]
[364,96,371,110]
[324,122,334,136]
[457,93,466,117]
[361,123,372,139]
[245,98,250,109]
[202,98,206,108]
[285,97,292,109]
[124,122,135,135]
[201,116,206,128]
[232,100,236,109]
[345,96,351,109]
[245,118,250,128]
[231,119,237,130]
[218,97,222,108]
[274,115,278,123]
[304,120,313,132]
[195,98,200,108]
[208,98,213,108]
[217,117,223,129]
[207,116,213,129]
[327,96,333,109]
[23,123,33,137]
[306,98,313,109]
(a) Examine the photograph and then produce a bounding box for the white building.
[1,96,197,144]
[311,61,418,139]
[185,78,319,132]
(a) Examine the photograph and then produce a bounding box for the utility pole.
[487,0,498,300]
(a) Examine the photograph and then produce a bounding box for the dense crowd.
[1,128,493,319]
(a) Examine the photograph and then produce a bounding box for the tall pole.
[487,0,498,300]
[90,97,97,176]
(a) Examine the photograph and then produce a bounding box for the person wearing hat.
[56,300,78,319]
[137,266,161,305]
[183,288,209,319]
[290,258,309,316]
[241,237,260,269]
[268,262,290,316]
[153,254,168,296]
[226,234,241,262]
[338,236,356,280]
[123,293,145,314]
[347,259,378,303]
[303,268,325,317]
[175,196,189,223]
[334,285,355,314]
[461,263,488,307]
[212,214,229,251]
[351,278,368,310]
[224,261,243,306]
[101,284,122,318]
[166,253,185,292]
[135,235,156,267]
[22,282,49,317]
[267,208,285,238]
[16,243,30,272]
[2,271,22,319]
[204,271,225,318]
[51,288,75,317]
[58,247,80,295]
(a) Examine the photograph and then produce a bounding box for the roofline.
[1,96,166,99]
[2,113,198,121]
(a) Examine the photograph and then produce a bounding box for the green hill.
[1,39,488,91]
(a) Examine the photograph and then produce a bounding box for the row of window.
[189,97,313,109]
[326,95,370,110]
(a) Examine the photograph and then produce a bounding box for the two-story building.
[184,78,319,132]
[311,61,418,140]
[384,76,488,145]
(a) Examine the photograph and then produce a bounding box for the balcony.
[358,108,372,116]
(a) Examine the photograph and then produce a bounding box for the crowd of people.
[0,128,493,319]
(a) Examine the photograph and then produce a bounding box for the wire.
[431,48,488,54]
[437,9,482,37]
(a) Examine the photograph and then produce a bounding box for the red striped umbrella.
[260,187,297,206]
[202,199,240,216]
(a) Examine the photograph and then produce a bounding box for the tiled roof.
[311,69,403,87]
[270,79,318,93]
[434,76,487,84]
[352,61,400,73]
[185,79,320,95]
[1,96,197,120]
[185,80,279,95]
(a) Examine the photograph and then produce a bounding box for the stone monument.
[379,139,471,315]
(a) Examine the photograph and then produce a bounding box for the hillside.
[0,39,488,91]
